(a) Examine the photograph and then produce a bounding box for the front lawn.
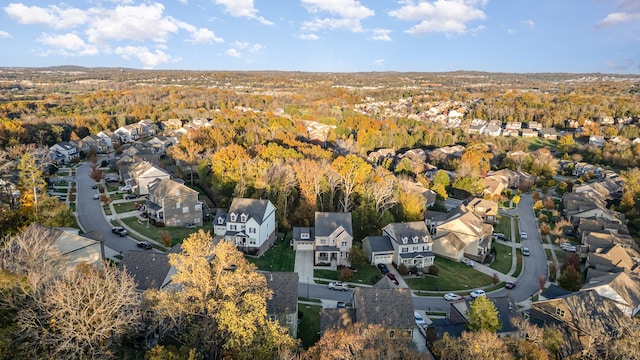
[112,202,143,214]
[489,242,513,274]
[297,304,321,349]
[405,257,493,291]
[494,216,512,240]
[512,252,523,278]
[314,263,383,285]
[247,234,295,272]
[121,216,214,247]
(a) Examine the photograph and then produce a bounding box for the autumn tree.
[558,266,581,291]
[433,331,511,360]
[169,130,205,185]
[331,154,372,212]
[467,296,501,333]
[16,152,47,220]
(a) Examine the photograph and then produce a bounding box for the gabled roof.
[149,178,198,199]
[129,161,170,179]
[580,272,640,316]
[228,198,275,225]
[119,250,172,291]
[352,288,414,329]
[540,284,572,299]
[292,226,315,242]
[264,272,299,314]
[315,212,353,238]
[363,235,394,253]
[586,244,637,272]
[382,221,432,245]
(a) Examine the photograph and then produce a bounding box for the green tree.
[348,246,368,271]
[467,296,501,333]
[558,266,581,291]
[433,169,451,187]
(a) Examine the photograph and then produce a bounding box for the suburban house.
[313,212,353,268]
[114,125,136,144]
[49,142,79,164]
[485,124,502,137]
[589,135,606,147]
[145,178,203,227]
[120,142,161,165]
[580,272,640,317]
[367,148,396,164]
[80,135,109,153]
[521,128,538,138]
[161,118,183,130]
[380,221,435,269]
[362,235,396,265]
[138,119,156,138]
[530,290,633,358]
[123,161,171,195]
[214,198,277,256]
[352,288,415,340]
[291,226,315,251]
[584,243,639,273]
[427,208,493,263]
[119,250,174,292]
[481,177,505,200]
[96,130,115,148]
[465,198,498,224]
[401,181,437,209]
[146,136,175,156]
[264,272,299,337]
[540,127,559,139]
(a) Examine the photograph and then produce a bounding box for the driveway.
[75,162,140,256]
[294,249,316,284]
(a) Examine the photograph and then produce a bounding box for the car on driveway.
[120,184,132,192]
[377,263,390,274]
[414,311,427,328]
[328,281,349,291]
[92,184,98,189]
[444,293,462,301]
[505,281,516,289]
[461,258,475,267]
[560,243,577,252]
[111,226,128,237]
[124,193,138,199]
[137,241,152,250]
[105,176,118,183]
[520,232,528,240]
[386,273,399,285]
[522,247,530,256]
[470,289,486,299]
[492,233,509,241]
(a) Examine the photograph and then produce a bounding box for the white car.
[93,193,100,200]
[327,281,349,291]
[120,184,132,192]
[444,293,462,301]
[414,311,427,328]
[461,258,475,267]
[470,289,486,299]
[520,232,528,240]
[522,247,530,256]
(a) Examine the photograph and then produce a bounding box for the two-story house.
[314,212,353,268]
[428,208,493,263]
[381,221,435,269]
[138,119,156,138]
[124,161,171,195]
[214,198,277,257]
[96,130,115,149]
[49,142,79,164]
[145,179,203,227]
[465,198,499,224]
[264,272,299,337]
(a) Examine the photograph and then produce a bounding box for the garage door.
[373,254,393,265]
[295,243,314,251]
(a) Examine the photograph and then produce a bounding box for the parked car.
[520,232,528,240]
[470,289,486,299]
[505,281,516,289]
[105,176,118,183]
[328,281,349,291]
[492,233,509,241]
[93,193,100,200]
[559,242,577,252]
[386,273,399,285]
[124,193,138,199]
[111,226,128,237]
[336,301,346,308]
[91,184,98,189]
[414,311,427,328]
[462,258,475,267]
[522,247,530,256]
[377,263,390,274]
[444,293,462,301]
[119,184,132,192]
[137,241,152,250]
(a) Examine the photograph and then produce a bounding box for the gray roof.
[540,284,572,299]
[228,198,274,225]
[320,308,356,335]
[119,250,172,291]
[353,288,414,329]
[149,178,198,199]
[264,272,299,314]
[292,226,314,242]
[383,221,431,244]
[315,212,353,238]
[364,235,394,253]
[399,251,434,259]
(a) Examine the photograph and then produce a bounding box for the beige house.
[428,209,493,263]
[125,161,171,195]
[580,272,640,317]
[465,198,498,224]
[314,212,353,267]
[145,179,203,227]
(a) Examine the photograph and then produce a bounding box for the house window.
[401,237,408,244]
[321,239,326,245]
[231,225,237,231]
[286,314,294,324]
[195,204,202,211]
[195,218,200,223]
[217,217,224,225]
[402,248,408,253]
[301,232,310,239]
[413,246,418,251]
[241,225,245,230]
[182,207,189,214]
[248,228,256,234]
[230,213,237,222]
[412,236,419,243]
[341,241,347,247]
[555,308,565,317]
[250,239,256,245]
[176,202,180,209]
[240,214,248,222]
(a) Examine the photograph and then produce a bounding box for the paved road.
[75,162,140,255]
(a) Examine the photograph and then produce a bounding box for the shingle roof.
[264,272,299,314]
[353,288,414,329]
[119,250,172,291]
[383,221,432,245]
[364,235,394,253]
[149,178,198,199]
[228,198,274,225]
[315,212,353,238]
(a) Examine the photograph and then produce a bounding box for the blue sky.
[1,0,639,73]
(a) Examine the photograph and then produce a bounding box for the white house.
[381,221,434,269]
[96,130,114,149]
[126,161,171,195]
[49,142,79,164]
[215,198,277,257]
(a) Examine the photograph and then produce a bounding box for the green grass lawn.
[405,257,492,291]
[121,216,214,247]
[247,235,295,272]
[297,304,321,349]
[527,137,558,152]
[555,249,570,264]
[512,252,523,278]
[494,216,512,240]
[112,202,142,214]
[545,248,553,260]
[314,263,383,285]
[102,204,112,215]
[489,242,513,274]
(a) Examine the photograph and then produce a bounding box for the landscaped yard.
[314,263,383,285]
[247,234,295,272]
[494,216,512,240]
[121,216,214,247]
[489,242,513,274]
[297,304,321,349]
[112,202,143,214]
[405,257,493,292]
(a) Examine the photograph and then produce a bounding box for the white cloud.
[232,41,250,49]
[388,0,487,35]
[300,0,374,33]
[212,0,273,25]
[597,12,640,28]
[373,59,384,66]
[114,45,178,68]
[522,19,535,30]
[298,33,319,40]
[0,30,10,38]
[507,28,515,34]
[249,43,264,53]
[225,48,241,58]
[370,29,392,41]
[188,28,224,44]
[4,3,89,30]
[37,32,99,55]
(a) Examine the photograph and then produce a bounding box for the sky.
[1,0,639,74]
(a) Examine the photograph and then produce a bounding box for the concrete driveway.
[294,249,316,284]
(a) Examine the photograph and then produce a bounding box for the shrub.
[428,265,439,276]
[339,267,353,282]
[397,264,409,276]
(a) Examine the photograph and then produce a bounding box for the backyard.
[405,257,493,292]
[493,216,512,240]
[297,304,321,349]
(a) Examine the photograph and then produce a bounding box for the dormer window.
[422,235,429,242]
[240,213,248,222]
[402,237,408,244]
[217,217,224,225]
[230,213,237,222]
[301,232,310,239]
[412,236,419,243]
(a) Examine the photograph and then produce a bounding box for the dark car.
[386,272,399,285]
[124,193,138,199]
[505,281,516,289]
[137,241,152,250]
[377,263,389,274]
[91,184,98,189]
[111,226,128,237]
